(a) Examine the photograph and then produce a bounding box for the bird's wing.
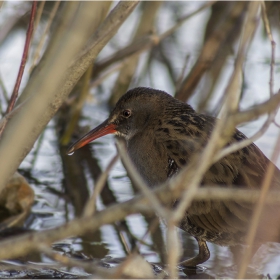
[163,128,280,243]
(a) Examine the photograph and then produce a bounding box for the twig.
[160,1,216,40]
[171,2,261,225]
[0,1,37,139]
[29,1,60,74]
[31,128,46,168]
[94,1,215,75]
[237,128,280,278]
[66,63,124,107]
[214,98,278,163]
[274,121,280,129]
[83,153,119,217]
[261,1,275,98]
[260,1,279,130]
[60,65,93,146]
[109,1,162,106]
[176,54,190,92]
[116,138,170,220]
[90,62,124,89]
[232,89,280,125]
[0,182,279,261]
[0,73,9,104]
[0,102,25,136]
[39,244,113,277]
[33,1,45,33]
[166,222,180,279]
[118,231,131,254]
[176,2,248,101]
[0,1,138,192]
[75,1,139,64]
[187,187,280,204]
[137,217,160,250]
[5,1,37,115]
[0,260,63,273]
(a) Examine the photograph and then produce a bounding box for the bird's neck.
[127,131,169,187]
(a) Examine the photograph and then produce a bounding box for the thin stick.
[31,128,46,168]
[29,0,45,53]
[171,2,261,224]
[176,54,190,92]
[39,244,112,277]
[29,1,60,74]
[214,109,276,163]
[232,89,280,125]
[261,1,275,98]
[0,180,280,261]
[237,130,280,278]
[95,1,216,75]
[166,221,180,279]
[33,1,45,33]
[116,138,170,220]
[0,72,9,103]
[90,62,125,89]
[260,1,280,130]
[5,1,37,115]
[83,153,119,217]
[159,1,216,40]
[60,65,93,145]
[225,0,277,141]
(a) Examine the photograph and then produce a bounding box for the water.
[1,1,280,278]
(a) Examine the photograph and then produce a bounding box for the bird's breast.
[127,134,169,187]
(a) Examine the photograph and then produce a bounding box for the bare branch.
[116,138,169,219]
[29,1,60,74]
[94,1,215,75]
[39,244,112,277]
[171,2,261,224]
[238,129,280,278]
[261,1,275,98]
[232,89,280,125]
[4,1,37,116]
[0,1,138,191]
[83,153,119,217]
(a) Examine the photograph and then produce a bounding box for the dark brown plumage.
[67,87,280,267]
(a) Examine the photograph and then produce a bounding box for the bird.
[67,87,280,267]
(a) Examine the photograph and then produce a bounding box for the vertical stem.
[5,1,37,115]
[237,129,280,278]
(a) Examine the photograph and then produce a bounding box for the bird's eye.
[122,109,131,118]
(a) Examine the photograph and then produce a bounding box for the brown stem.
[5,1,37,115]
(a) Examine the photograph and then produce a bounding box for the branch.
[4,1,37,116]
[83,153,119,217]
[29,1,60,74]
[171,2,261,224]
[39,245,112,277]
[116,139,169,219]
[0,2,138,191]
[94,1,215,75]
[232,89,280,125]
[0,181,279,261]
[238,127,280,278]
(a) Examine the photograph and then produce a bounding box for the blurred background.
[0,1,280,278]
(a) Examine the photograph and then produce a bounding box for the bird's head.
[67,87,174,155]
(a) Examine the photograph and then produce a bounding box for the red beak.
[67,119,116,155]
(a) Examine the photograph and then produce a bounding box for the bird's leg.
[179,238,210,267]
